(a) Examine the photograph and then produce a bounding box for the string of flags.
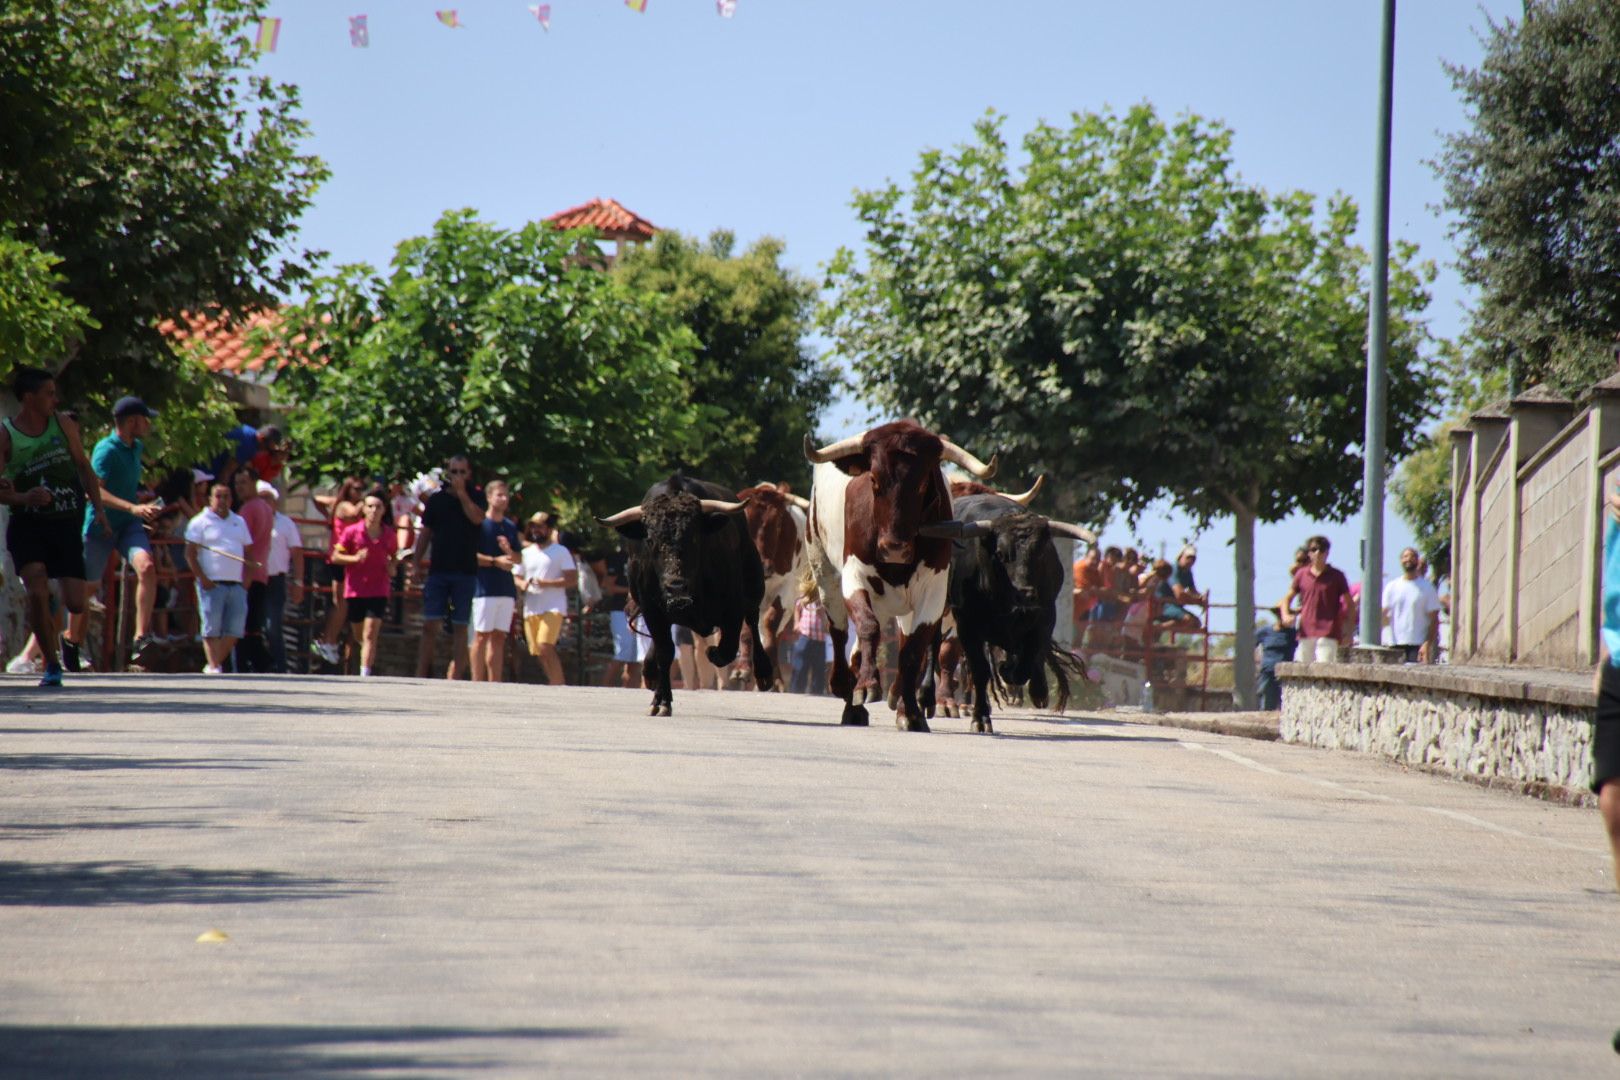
[253,3,734,52]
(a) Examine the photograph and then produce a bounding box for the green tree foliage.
[821,107,1441,704]
[0,0,326,461]
[278,211,711,520]
[612,230,836,489]
[1437,0,1620,392]
[0,236,94,367]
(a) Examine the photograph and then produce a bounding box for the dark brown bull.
[803,420,997,731]
[731,483,809,690]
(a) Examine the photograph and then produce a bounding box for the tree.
[0,236,94,369]
[612,230,836,489]
[821,107,1441,706]
[1437,0,1620,393]
[277,210,711,521]
[0,0,326,462]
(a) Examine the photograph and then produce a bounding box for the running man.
[0,368,112,687]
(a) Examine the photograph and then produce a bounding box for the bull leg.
[646,615,677,717]
[894,622,935,733]
[919,631,940,719]
[845,590,883,724]
[827,621,858,719]
[760,597,784,691]
[960,627,995,734]
[707,618,743,669]
[939,636,963,719]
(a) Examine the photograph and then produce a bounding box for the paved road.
[2,673,1615,1077]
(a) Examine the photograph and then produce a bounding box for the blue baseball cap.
[112,396,156,420]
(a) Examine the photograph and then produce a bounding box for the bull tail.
[1041,645,1090,714]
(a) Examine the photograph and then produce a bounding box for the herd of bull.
[596,420,1096,734]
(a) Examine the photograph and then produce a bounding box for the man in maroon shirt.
[232,467,275,672]
[1282,535,1351,664]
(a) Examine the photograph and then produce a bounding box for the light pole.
[1360,0,1396,648]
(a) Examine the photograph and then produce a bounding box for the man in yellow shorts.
[517,511,577,685]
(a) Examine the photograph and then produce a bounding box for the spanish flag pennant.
[349,14,369,47]
[717,0,736,15]
[254,17,281,53]
[436,9,463,28]
[625,0,648,11]
[528,4,551,30]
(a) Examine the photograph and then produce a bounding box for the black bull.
[598,476,773,716]
[920,492,1093,734]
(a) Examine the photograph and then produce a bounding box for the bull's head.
[805,422,997,564]
[597,492,749,615]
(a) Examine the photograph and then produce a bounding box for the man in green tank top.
[1,367,112,687]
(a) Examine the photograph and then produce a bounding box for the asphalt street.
[1,673,1615,1077]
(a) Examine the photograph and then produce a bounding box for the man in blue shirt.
[1255,607,1298,711]
[471,477,520,683]
[63,396,165,669]
[1596,488,1620,893]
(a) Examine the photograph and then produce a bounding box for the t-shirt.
[209,423,260,479]
[1073,558,1104,618]
[420,486,487,576]
[1292,564,1351,640]
[267,512,300,577]
[1257,624,1298,670]
[237,495,273,585]
[519,540,575,614]
[3,414,86,522]
[1381,574,1441,647]
[477,517,522,598]
[84,433,142,535]
[337,521,397,599]
[1604,517,1620,667]
[184,508,252,584]
[1172,563,1198,599]
[600,552,631,613]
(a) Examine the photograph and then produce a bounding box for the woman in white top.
[515,512,576,685]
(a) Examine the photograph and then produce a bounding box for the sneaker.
[59,635,82,674]
[6,654,42,675]
[202,664,224,675]
[319,641,341,664]
[39,663,63,688]
[130,634,157,662]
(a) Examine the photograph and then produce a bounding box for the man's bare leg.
[416,618,442,678]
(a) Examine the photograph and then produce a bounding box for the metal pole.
[1360,0,1396,647]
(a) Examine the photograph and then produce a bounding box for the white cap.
[1179,544,1197,560]
[191,468,214,484]
[256,480,278,499]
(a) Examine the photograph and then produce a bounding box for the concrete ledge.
[1073,709,1279,742]
[1278,663,1595,799]
[1274,661,1593,709]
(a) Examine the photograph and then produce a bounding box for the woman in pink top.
[329,488,398,677]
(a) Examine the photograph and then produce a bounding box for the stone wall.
[1278,662,1595,800]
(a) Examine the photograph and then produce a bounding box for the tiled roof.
[159,309,299,374]
[544,197,658,240]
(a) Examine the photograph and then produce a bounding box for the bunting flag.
[436,9,462,28]
[717,0,736,16]
[625,0,648,11]
[348,14,369,47]
[254,17,281,53]
[528,4,551,30]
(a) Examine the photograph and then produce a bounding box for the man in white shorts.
[518,511,577,686]
[471,478,520,683]
[1282,535,1352,664]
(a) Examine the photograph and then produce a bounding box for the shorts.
[6,514,86,580]
[422,572,476,626]
[1088,602,1120,622]
[609,609,647,662]
[524,611,565,653]
[676,625,694,647]
[1156,602,1193,623]
[1293,637,1340,664]
[472,595,515,634]
[196,580,247,639]
[83,517,152,582]
[346,595,388,623]
[1593,663,1620,793]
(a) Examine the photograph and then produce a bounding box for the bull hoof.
[650,703,672,717]
[898,713,931,733]
[886,684,902,712]
[972,718,994,735]
[841,704,870,726]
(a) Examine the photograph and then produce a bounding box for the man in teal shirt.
[63,396,164,669]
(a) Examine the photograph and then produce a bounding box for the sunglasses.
[1306,546,1324,553]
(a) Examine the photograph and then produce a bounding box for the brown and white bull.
[803,420,997,731]
[731,483,809,690]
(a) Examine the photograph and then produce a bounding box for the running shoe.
[130,633,157,662]
[59,635,83,674]
[202,664,224,675]
[39,663,63,688]
[6,654,42,675]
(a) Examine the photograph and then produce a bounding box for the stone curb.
[1275,661,1593,710]
[1072,708,1280,742]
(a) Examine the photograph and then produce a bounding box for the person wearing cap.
[61,395,166,669]
[0,368,112,687]
[211,421,289,489]
[260,481,304,674]
[517,510,577,686]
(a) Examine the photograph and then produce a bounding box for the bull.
[597,475,772,716]
[803,421,997,732]
[920,488,1095,733]
[731,483,809,690]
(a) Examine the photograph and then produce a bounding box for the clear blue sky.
[257,0,1517,629]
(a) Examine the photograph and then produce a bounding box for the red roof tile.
[544,197,658,241]
[159,309,303,375]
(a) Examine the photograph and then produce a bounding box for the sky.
[254,0,1519,632]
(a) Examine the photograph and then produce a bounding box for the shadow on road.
[0,753,286,771]
[0,1024,615,1078]
[0,861,373,907]
[0,818,223,841]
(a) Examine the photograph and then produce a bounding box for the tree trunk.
[1231,496,1257,710]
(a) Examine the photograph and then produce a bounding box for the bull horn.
[596,506,644,527]
[1004,474,1045,507]
[803,431,867,463]
[917,519,993,539]
[784,494,811,510]
[1046,520,1098,545]
[939,437,998,479]
[698,498,750,514]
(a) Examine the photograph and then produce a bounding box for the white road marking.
[1176,740,1607,856]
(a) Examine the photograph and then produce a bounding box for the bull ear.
[702,512,737,534]
[917,520,991,539]
[607,521,647,540]
[833,454,868,477]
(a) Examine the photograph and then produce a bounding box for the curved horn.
[1004,474,1045,507]
[803,431,867,463]
[1046,520,1098,545]
[698,498,750,515]
[939,437,998,479]
[784,494,811,511]
[596,506,644,527]
[916,519,994,540]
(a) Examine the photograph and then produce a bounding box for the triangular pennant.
[349,14,369,47]
[717,0,736,16]
[528,4,551,30]
[436,9,463,28]
[254,17,281,53]
[626,0,648,11]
